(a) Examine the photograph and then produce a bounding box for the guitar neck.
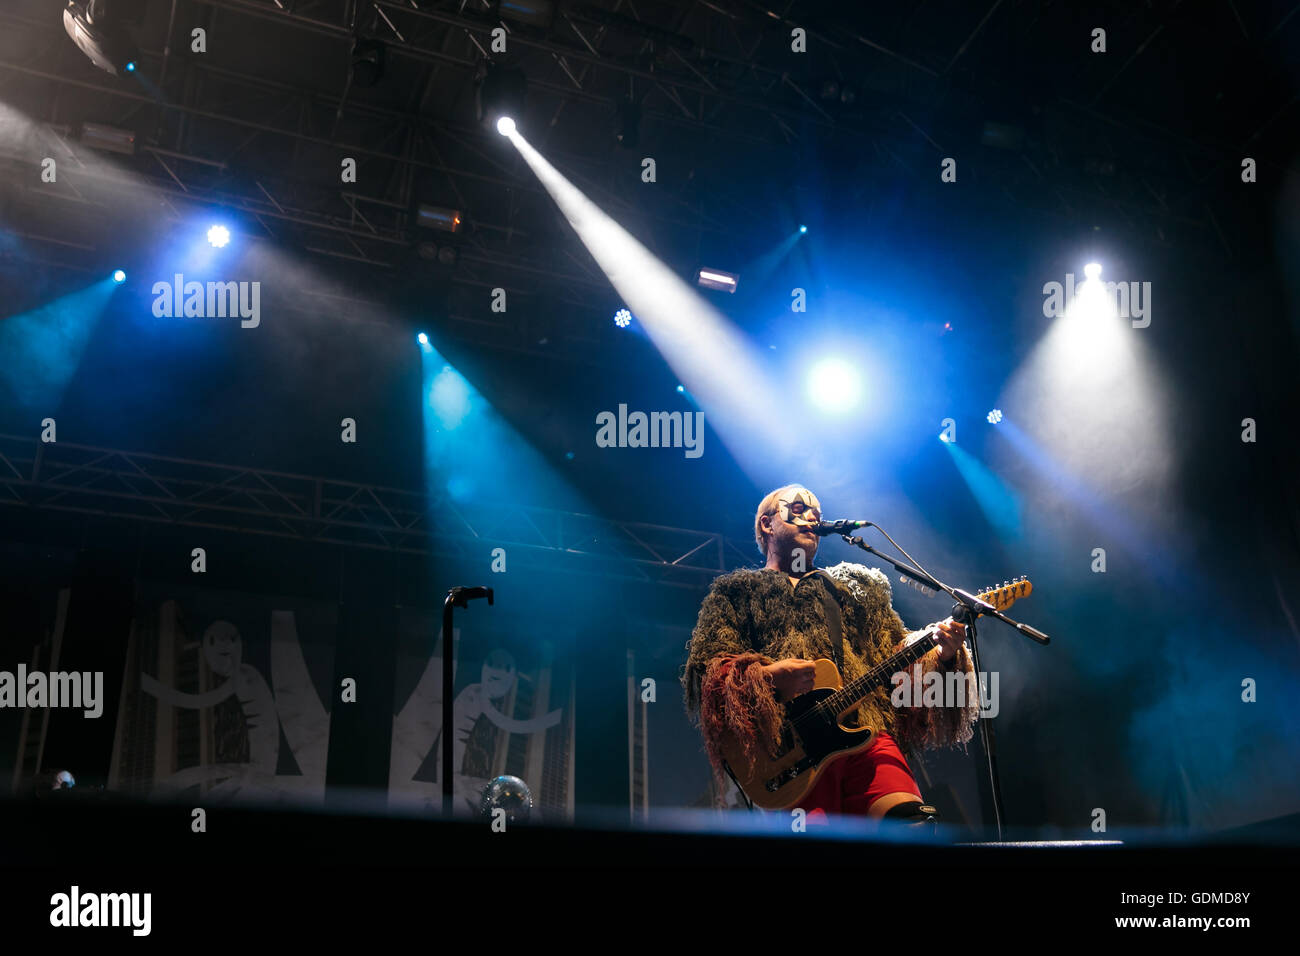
[821,626,943,717]
[814,577,1029,719]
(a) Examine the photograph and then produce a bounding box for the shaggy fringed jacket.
[681,562,979,780]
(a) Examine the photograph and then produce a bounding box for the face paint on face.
[776,489,822,528]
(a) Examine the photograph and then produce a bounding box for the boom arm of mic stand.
[840,535,1051,645]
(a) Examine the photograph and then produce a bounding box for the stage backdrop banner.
[388,606,575,821]
[109,582,336,805]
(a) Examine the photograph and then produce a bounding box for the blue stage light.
[987,409,1003,424]
[808,358,861,412]
[676,384,685,393]
[614,308,632,328]
[125,61,136,73]
[417,332,429,346]
[799,225,807,234]
[207,224,231,248]
[112,269,126,283]
[430,366,471,428]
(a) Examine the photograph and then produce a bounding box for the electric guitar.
[720,576,1032,811]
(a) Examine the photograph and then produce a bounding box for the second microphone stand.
[442,585,494,817]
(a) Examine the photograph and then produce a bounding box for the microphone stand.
[442,586,494,817]
[839,532,1051,841]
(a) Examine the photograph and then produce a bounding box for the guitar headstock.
[976,575,1032,613]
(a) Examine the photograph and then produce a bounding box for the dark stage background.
[1,0,1299,845]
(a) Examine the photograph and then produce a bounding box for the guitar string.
[794,630,939,731]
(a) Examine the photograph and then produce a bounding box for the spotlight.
[112,269,125,283]
[417,332,429,346]
[987,409,1003,424]
[80,122,136,155]
[940,430,955,443]
[614,308,632,328]
[416,204,462,233]
[497,116,516,136]
[676,385,684,393]
[799,225,808,234]
[1083,262,1102,281]
[808,358,862,412]
[62,1,142,76]
[696,267,739,293]
[207,224,230,248]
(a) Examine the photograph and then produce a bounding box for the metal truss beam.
[0,435,753,588]
[0,56,751,241]
[184,0,848,143]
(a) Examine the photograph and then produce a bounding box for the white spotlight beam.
[505,130,791,478]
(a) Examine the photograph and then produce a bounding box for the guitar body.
[720,658,877,811]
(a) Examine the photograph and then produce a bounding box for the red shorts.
[798,732,921,821]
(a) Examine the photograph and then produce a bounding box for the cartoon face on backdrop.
[481,649,517,700]
[202,621,243,678]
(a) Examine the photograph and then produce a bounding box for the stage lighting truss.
[495,0,555,28]
[0,434,755,588]
[615,98,641,149]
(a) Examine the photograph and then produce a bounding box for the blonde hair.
[754,483,812,557]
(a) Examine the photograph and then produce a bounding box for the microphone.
[813,519,870,536]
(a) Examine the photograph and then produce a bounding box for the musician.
[681,484,979,822]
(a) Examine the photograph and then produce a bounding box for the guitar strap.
[725,568,843,815]
[811,569,846,672]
